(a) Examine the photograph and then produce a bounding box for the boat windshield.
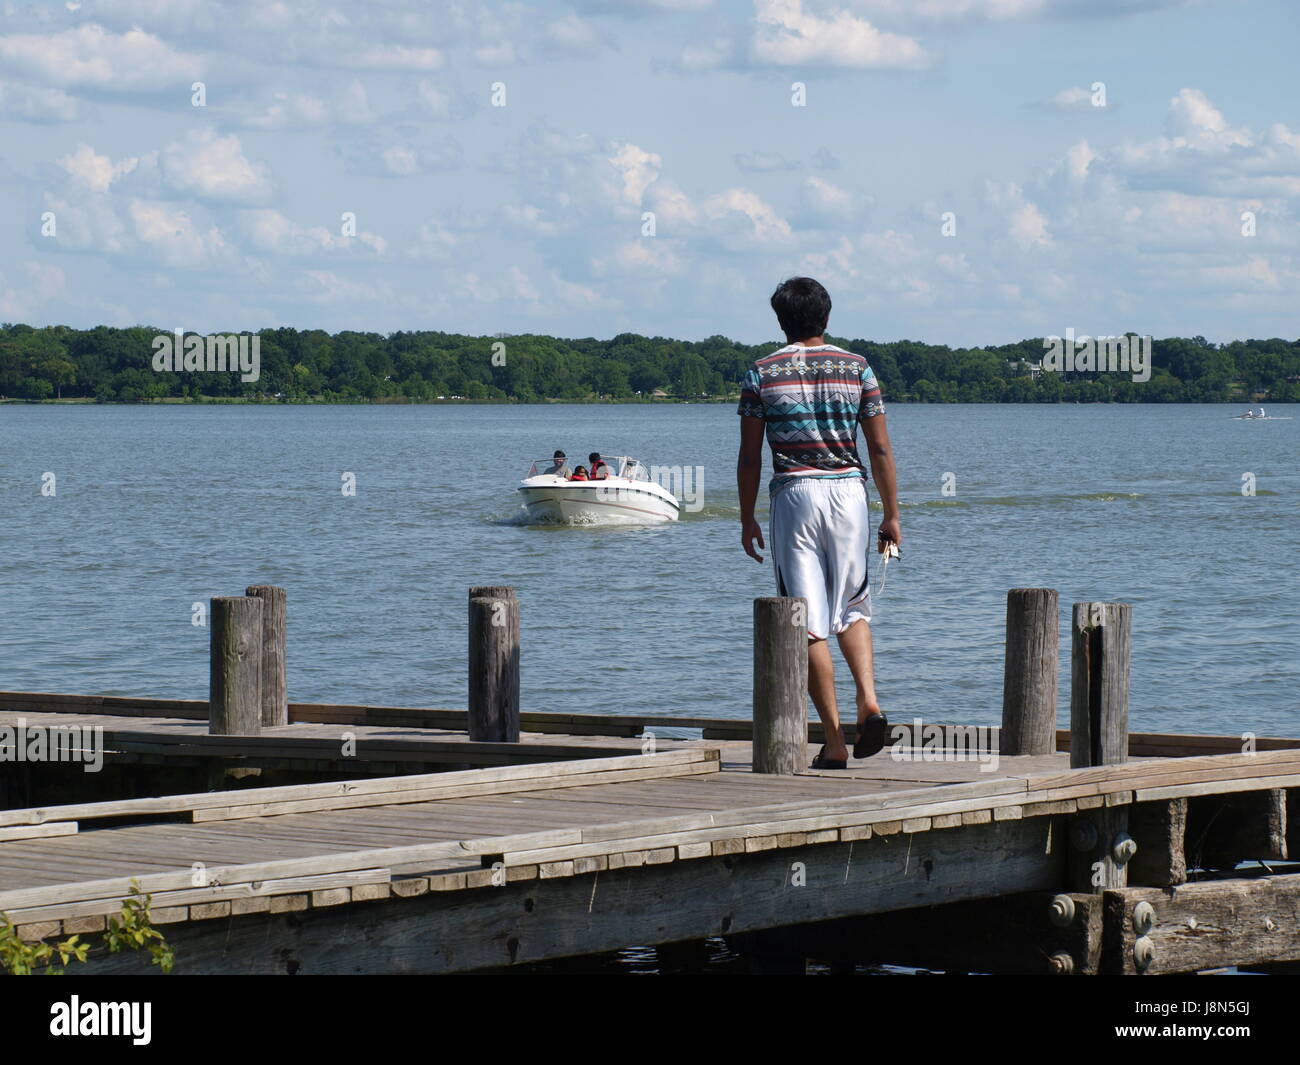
[525,455,649,479]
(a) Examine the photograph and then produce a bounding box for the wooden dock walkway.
[4,697,1300,974]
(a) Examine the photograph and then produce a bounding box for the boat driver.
[544,450,571,476]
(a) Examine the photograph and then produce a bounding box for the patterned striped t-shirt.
[737,343,885,492]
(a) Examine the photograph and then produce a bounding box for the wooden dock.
[4,697,1300,974]
[2,584,1298,975]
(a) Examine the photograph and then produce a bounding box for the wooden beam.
[69,818,1064,974]
[1126,799,1187,887]
[1187,789,1287,869]
[1102,875,1300,974]
[0,749,718,827]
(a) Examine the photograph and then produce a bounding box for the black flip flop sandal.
[853,713,889,759]
[810,745,847,770]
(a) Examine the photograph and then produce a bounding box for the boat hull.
[518,478,680,525]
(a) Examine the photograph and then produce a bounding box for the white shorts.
[769,475,872,641]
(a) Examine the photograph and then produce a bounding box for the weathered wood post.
[209,595,263,736]
[246,585,287,727]
[1067,601,1132,893]
[468,589,520,743]
[752,597,808,775]
[1070,602,1131,769]
[1000,588,1059,755]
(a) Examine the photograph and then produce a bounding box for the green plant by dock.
[0,884,174,975]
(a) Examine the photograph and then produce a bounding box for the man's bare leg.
[836,619,883,726]
[807,637,848,761]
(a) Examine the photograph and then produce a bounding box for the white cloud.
[338,45,443,71]
[243,80,373,129]
[701,187,793,248]
[57,144,139,193]
[545,15,606,55]
[162,130,272,203]
[1099,89,1300,198]
[592,239,683,277]
[800,175,855,221]
[610,143,662,206]
[0,81,79,121]
[751,0,929,69]
[735,151,801,172]
[1046,85,1105,112]
[242,209,386,256]
[1009,201,1051,248]
[128,199,229,267]
[0,262,66,319]
[418,80,451,118]
[299,270,397,306]
[0,24,201,91]
[475,42,516,63]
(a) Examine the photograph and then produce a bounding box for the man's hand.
[742,518,766,563]
[877,516,901,552]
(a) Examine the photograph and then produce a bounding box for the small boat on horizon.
[517,455,681,525]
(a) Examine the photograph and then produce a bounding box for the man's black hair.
[770,277,831,341]
[554,449,566,458]
[589,452,601,462]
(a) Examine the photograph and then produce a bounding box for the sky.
[0,0,1297,346]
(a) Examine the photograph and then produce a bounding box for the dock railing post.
[209,595,264,736]
[246,585,287,727]
[1067,600,1133,892]
[1000,588,1058,755]
[752,596,808,775]
[468,588,520,743]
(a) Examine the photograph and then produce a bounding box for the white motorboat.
[518,455,680,525]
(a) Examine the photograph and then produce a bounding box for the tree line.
[1,323,1297,404]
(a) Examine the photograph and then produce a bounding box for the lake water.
[1,402,1297,740]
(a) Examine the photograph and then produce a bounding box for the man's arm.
[862,414,901,548]
[738,415,766,562]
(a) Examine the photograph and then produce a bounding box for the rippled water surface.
[2,403,1297,737]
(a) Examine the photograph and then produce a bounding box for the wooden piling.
[209,596,263,736]
[470,586,516,602]
[1069,602,1131,769]
[752,597,808,775]
[468,593,520,743]
[245,585,287,727]
[1067,601,1132,891]
[1000,588,1058,755]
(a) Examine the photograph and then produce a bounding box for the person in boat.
[588,452,610,479]
[1260,407,1267,418]
[544,450,571,476]
[737,276,900,769]
[569,466,589,481]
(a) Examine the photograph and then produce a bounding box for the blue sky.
[0,0,1297,345]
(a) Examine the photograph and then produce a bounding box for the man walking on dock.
[737,277,901,768]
